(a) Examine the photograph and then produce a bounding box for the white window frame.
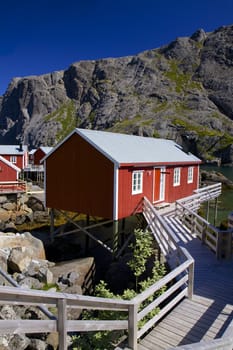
[173,167,181,187]
[132,171,143,194]
[10,156,17,164]
[187,166,194,184]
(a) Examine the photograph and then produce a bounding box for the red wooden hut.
[0,156,21,181]
[44,128,202,221]
[0,145,28,170]
[31,147,53,166]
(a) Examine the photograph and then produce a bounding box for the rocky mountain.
[0,25,233,163]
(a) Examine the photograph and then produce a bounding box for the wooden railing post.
[188,260,194,299]
[57,298,67,350]
[191,214,196,235]
[201,223,207,244]
[216,230,222,259]
[128,303,138,350]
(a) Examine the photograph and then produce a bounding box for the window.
[132,171,143,194]
[173,167,180,186]
[187,166,194,183]
[10,156,17,164]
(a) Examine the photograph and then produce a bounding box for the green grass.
[45,100,77,141]
[164,60,202,93]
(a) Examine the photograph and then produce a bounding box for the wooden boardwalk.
[138,216,233,350]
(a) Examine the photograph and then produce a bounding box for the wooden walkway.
[138,216,233,350]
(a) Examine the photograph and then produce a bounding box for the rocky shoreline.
[200,168,233,189]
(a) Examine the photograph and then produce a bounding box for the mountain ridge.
[0,24,233,164]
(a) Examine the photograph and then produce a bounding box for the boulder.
[2,202,16,211]
[51,257,94,292]
[8,334,30,350]
[15,275,44,289]
[46,332,59,350]
[27,196,45,212]
[0,196,7,204]
[26,339,47,350]
[0,208,11,222]
[0,249,8,272]
[8,247,33,272]
[0,231,46,273]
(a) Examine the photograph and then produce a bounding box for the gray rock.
[8,334,31,350]
[50,257,94,290]
[33,211,50,223]
[26,338,47,350]
[16,275,43,289]
[0,196,7,204]
[0,208,11,222]
[8,247,32,272]
[5,232,46,272]
[27,196,45,211]
[2,202,16,211]
[0,305,17,319]
[4,222,17,231]
[0,249,8,272]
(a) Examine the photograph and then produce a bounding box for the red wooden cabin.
[44,129,202,221]
[0,145,28,170]
[0,156,21,181]
[31,147,53,166]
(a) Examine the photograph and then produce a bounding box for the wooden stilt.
[85,214,90,254]
[113,220,119,257]
[214,198,218,226]
[50,208,55,243]
[206,200,210,222]
[121,218,126,246]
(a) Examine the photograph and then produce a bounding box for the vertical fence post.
[216,230,222,259]
[50,208,55,243]
[57,298,67,350]
[188,260,194,299]
[128,302,138,350]
[201,223,207,244]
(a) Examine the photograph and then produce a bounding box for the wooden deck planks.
[138,214,233,350]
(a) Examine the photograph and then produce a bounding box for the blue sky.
[0,0,232,95]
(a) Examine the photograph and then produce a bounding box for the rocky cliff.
[0,25,233,163]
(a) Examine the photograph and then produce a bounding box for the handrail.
[124,197,195,349]
[176,187,233,259]
[0,267,55,320]
[0,180,27,193]
[0,196,195,350]
[0,285,131,349]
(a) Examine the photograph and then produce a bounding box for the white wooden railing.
[176,183,233,259]
[0,196,194,350]
[194,182,222,202]
[0,286,130,349]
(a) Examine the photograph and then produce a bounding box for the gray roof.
[0,145,28,155]
[40,147,53,154]
[75,128,201,165]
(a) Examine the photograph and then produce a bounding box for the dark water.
[201,165,233,226]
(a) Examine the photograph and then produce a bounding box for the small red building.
[30,147,53,166]
[44,129,202,221]
[0,145,28,170]
[0,155,21,181]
